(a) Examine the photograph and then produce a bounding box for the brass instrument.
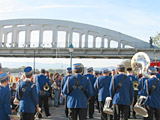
[131,52,150,117]
[131,52,150,78]
[43,83,50,91]
[133,81,139,91]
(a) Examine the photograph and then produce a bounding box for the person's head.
[102,68,110,76]
[49,73,53,78]
[94,70,99,77]
[73,63,83,74]
[12,83,17,89]
[45,71,49,76]
[0,73,9,87]
[148,67,157,76]
[117,64,125,73]
[24,66,33,78]
[54,73,60,79]
[126,67,132,74]
[112,69,116,75]
[41,69,45,74]
[66,67,72,75]
[87,67,93,74]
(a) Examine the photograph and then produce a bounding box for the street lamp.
[69,43,74,68]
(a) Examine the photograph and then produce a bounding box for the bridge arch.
[0,19,150,49]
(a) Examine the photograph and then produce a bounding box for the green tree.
[152,33,160,47]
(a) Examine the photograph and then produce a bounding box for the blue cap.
[24,66,33,76]
[66,67,72,72]
[0,73,8,82]
[117,64,125,69]
[148,67,157,74]
[102,68,110,73]
[73,63,83,70]
[94,70,99,74]
[87,67,93,72]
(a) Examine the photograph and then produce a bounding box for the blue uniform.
[137,77,148,96]
[15,80,38,113]
[94,75,111,101]
[63,74,93,108]
[61,74,72,91]
[84,74,96,96]
[35,74,51,96]
[0,85,11,120]
[109,73,134,105]
[142,77,160,109]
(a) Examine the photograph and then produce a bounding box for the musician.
[35,69,51,118]
[62,63,93,120]
[109,64,134,120]
[61,67,73,117]
[142,67,160,120]
[137,76,148,96]
[127,67,138,118]
[94,68,112,120]
[15,66,39,120]
[0,73,12,120]
[84,67,96,118]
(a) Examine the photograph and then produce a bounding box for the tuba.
[43,83,50,91]
[131,52,150,117]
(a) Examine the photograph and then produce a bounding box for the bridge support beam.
[0,25,3,47]
[25,25,31,48]
[52,26,57,48]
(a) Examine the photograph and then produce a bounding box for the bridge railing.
[0,42,153,49]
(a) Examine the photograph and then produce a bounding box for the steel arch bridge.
[0,19,159,60]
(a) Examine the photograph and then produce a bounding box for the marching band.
[0,52,160,120]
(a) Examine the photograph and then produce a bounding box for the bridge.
[0,19,159,60]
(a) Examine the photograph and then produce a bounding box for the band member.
[61,67,72,117]
[127,67,138,118]
[62,63,93,120]
[137,75,148,96]
[109,64,134,120]
[35,69,51,118]
[142,67,160,120]
[84,67,96,118]
[0,73,12,120]
[94,70,100,112]
[94,68,112,120]
[15,66,39,120]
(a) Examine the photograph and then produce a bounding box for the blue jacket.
[137,77,148,96]
[35,74,51,96]
[0,85,11,120]
[142,77,160,109]
[94,75,111,101]
[61,74,72,91]
[109,73,134,105]
[63,74,93,108]
[84,74,96,96]
[15,80,38,113]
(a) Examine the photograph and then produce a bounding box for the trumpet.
[133,81,139,91]
[43,83,50,91]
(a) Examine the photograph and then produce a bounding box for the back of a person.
[145,77,160,109]
[67,74,90,108]
[113,74,132,105]
[0,87,9,120]
[98,75,111,101]
[19,81,36,113]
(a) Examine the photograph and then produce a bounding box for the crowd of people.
[0,62,160,120]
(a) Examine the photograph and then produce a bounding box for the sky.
[0,0,160,70]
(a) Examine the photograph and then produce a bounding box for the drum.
[103,97,113,115]
[134,96,148,117]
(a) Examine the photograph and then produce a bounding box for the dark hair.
[41,69,45,74]
[26,74,32,78]
[118,68,125,72]
[74,69,82,73]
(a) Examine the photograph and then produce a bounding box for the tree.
[152,33,160,47]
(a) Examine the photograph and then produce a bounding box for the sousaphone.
[131,52,150,117]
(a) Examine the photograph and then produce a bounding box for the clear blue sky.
[0,0,160,69]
